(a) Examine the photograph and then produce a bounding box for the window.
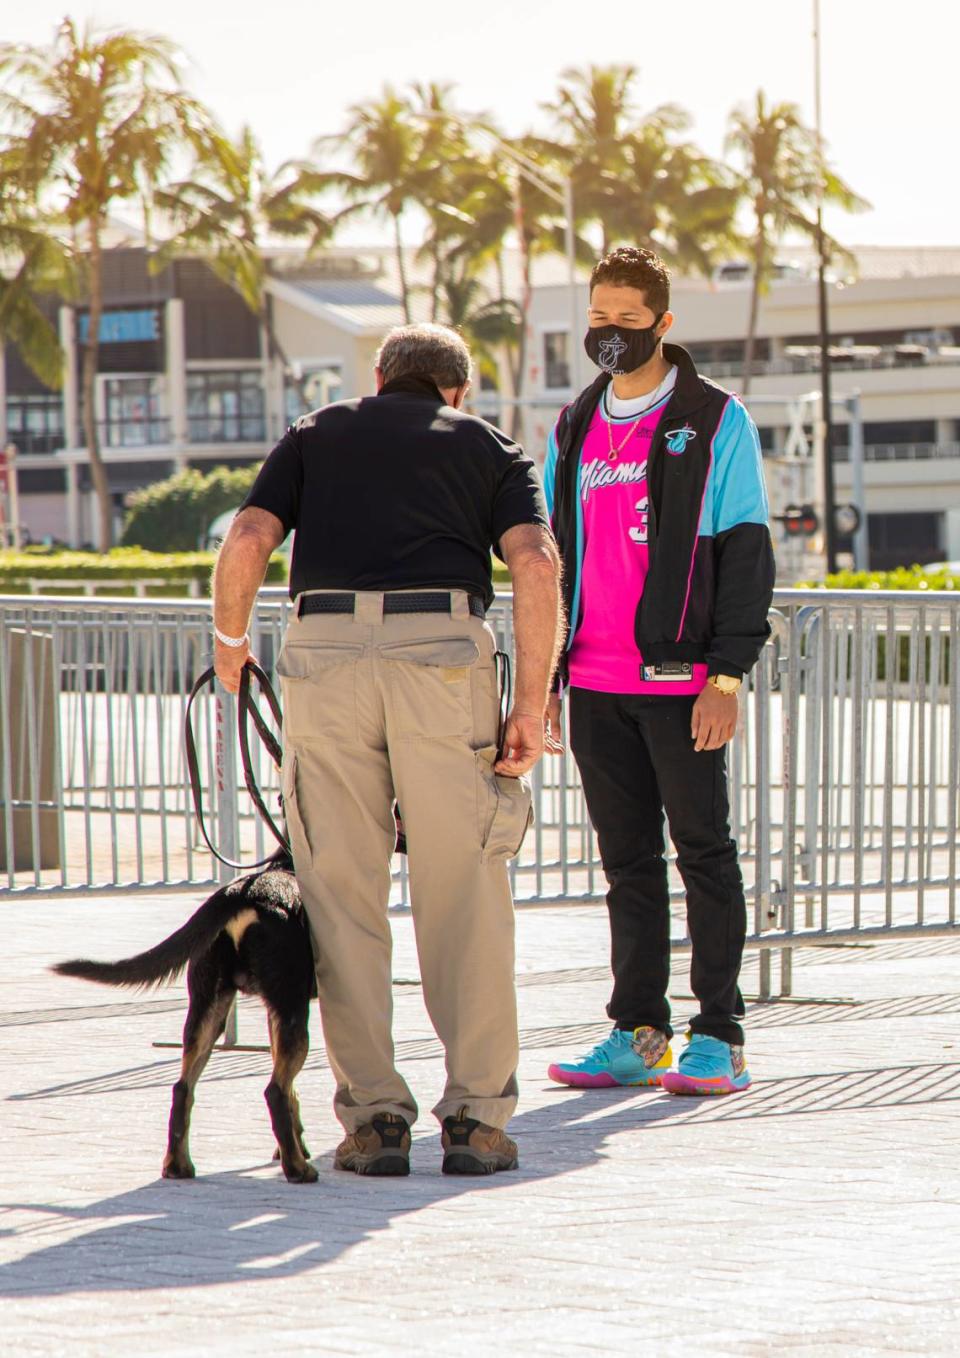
[101,376,166,447]
[544,332,570,389]
[284,365,342,425]
[4,394,64,454]
[868,512,943,570]
[187,370,265,443]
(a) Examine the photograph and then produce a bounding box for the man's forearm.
[212,527,275,638]
[511,559,565,714]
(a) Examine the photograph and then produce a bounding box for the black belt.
[298,591,485,620]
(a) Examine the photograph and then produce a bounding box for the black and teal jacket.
[543,343,775,686]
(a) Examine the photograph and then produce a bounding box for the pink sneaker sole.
[547,1064,665,1089]
[660,1072,751,1096]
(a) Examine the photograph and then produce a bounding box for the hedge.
[121,465,260,551]
[799,565,959,591]
[0,547,287,596]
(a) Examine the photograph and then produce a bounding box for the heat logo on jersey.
[664,425,696,455]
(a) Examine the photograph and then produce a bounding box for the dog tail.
[51,889,252,990]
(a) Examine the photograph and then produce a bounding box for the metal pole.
[814,0,838,574]
[847,391,870,569]
[563,177,580,392]
[215,685,239,1046]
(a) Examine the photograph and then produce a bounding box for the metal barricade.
[1,589,957,996]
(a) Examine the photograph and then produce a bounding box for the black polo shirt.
[240,376,549,608]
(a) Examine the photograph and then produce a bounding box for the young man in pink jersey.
[542,246,774,1095]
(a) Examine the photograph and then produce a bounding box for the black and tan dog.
[53,850,319,1184]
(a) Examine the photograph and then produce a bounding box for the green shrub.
[0,547,287,596]
[121,465,260,551]
[798,564,959,591]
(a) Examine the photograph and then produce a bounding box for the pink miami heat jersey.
[566,391,709,696]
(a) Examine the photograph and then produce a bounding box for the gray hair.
[376,323,472,389]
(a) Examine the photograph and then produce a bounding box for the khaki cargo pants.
[277,589,532,1132]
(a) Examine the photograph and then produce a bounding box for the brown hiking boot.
[334,1112,411,1176]
[441,1106,519,1176]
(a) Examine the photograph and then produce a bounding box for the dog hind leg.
[265,1005,316,1184]
[163,982,236,1180]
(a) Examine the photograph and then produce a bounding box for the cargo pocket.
[379,636,480,739]
[276,642,363,743]
[475,745,534,861]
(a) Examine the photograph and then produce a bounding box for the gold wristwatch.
[707,673,742,696]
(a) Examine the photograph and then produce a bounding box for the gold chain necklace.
[606,411,646,462]
[604,383,669,461]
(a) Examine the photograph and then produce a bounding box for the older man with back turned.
[212,323,562,1176]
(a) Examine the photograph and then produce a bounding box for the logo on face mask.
[664,426,696,455]
[596,334,629,372]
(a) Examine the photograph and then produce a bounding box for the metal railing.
[1,590,957,995]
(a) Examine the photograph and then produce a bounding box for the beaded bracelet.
[214,627,249,648]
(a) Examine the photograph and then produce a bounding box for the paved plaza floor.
[2,891,959,1356]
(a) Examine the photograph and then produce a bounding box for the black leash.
[184,662,290,871]
[185,649,513,872]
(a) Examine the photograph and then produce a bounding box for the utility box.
[0,629,60,871]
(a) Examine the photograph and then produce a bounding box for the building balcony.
[834,442,960,463]
[697,346,960,382]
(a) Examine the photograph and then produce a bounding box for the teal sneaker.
[547,1026,672,1088]
[660,1034,751,1096]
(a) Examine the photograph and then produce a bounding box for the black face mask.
[584,317,663,376]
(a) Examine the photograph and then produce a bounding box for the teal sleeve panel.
[543,424,560,520]
[706,398,770,537]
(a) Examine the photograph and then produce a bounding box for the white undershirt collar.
[603,365,677,421]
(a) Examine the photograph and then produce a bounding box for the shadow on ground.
[2,1054,959,1299]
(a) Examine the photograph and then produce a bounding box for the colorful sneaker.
[547,1026,673,1089]
[660,1034,751,1096]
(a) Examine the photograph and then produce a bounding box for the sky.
[3,0,956,250]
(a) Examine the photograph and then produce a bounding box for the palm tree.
[154,125,335,401]
[318,87,433,323]
[542,64,638,255]
[0,155,68,391]
[725,91,868,393]
[0,18,210,549]
[544,66,737,273]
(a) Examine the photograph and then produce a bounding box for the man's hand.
[545,693,565,754]
[691,684,738,752]
[495,709,545,777]
[214,639,253,695]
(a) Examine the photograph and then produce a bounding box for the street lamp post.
[814,0,838,574]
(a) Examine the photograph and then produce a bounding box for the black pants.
[569,687,746,1046]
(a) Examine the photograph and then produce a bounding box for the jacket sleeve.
[542,423,560,522]
[705,398,775,678]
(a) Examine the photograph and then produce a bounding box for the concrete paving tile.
[3,896,960,1353]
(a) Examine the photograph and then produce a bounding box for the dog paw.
[283,1160,318,1184]
[162,1159,196,1180]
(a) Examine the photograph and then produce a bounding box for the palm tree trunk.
[81,217,113,551]
[497,251,522,405]
[742,223,766,398]
[392,210,411,324]
[511,241,533,442]
[388,213,410,327]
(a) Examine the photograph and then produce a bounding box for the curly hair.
[589,246,671,315]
